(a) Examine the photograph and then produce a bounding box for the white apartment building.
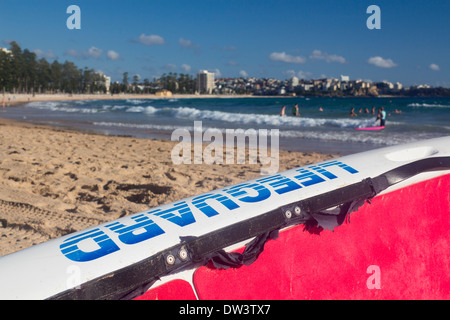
[197,70,215,94]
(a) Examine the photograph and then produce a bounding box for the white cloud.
[65,46,103,59]
[33,49,57,60]
[368,56,397,68]
[107,50,120,61]
[181,64,191,72]
[284,70,312,79]
[239,70,249,78]
[297,70,313,79]
[179,38,193,48]
[429,63,440,71]
[309,49,346,64]
[269,52,306,64]
[179,38,201,55]
[88,46,102,59]
[65,49,79,57]
[209,69,222,77]
[137,33,166,46]
[162,63,177,71]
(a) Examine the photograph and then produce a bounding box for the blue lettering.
[224,183,271,203]
[316,161,359,175]
[105,214,165,245]
[150,202,196,226]
[192,193,239,217]
[309,165,338,179]
[294,169,326,186]
[60,228,120,262]
[60,162,360,262]
[257,174,302,194]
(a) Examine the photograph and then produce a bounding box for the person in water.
[350,107,357,117]
[377,107,387,126]
[292,104,300,116]
[280,105,286,116]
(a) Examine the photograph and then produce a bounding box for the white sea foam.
[27,101,387,129]
[407,103,450,108]
[26,101,62,109]
[126,106,145,113]
[125,99,147,105]
[27,101,104,113]
[125,106,158,113]
[92,120,435,146]
[167,106,381,129]
[93,121,188,132]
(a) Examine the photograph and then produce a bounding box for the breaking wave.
[407,103,450,108]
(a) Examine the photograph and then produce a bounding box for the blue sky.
[1,0,449,86]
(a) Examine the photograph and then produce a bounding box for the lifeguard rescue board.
[0,137,449,300]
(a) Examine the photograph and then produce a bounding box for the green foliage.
[0,41,107,94]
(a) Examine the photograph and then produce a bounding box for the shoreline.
[2,93,265,107]
[0,115,336,256]
[1,93,387,156]
[1,92,416,107]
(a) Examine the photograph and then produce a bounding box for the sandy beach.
[0,102,336,256]
[2,93,261,107]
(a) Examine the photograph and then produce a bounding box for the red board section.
[193,174,449,299]
[134,279,197,300]
[138,174,449,300]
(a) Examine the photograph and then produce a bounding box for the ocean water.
[2,96,450,155]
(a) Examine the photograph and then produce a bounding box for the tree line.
[0,41,109,94]
[0,41,198,95]
[109,72,197,94]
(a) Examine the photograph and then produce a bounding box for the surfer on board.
[377,107,386,126]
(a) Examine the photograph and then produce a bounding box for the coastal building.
[197,70,215,94]
[394,82,403,91]
[300,83,314,91]
[290,76,299,88]
[0,47,11,54]
[105,76,111,93]
[382,81,394,89]
[155,89,173,97]
[94,72,111,93]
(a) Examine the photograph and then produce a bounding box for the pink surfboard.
[354,126,385,131]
